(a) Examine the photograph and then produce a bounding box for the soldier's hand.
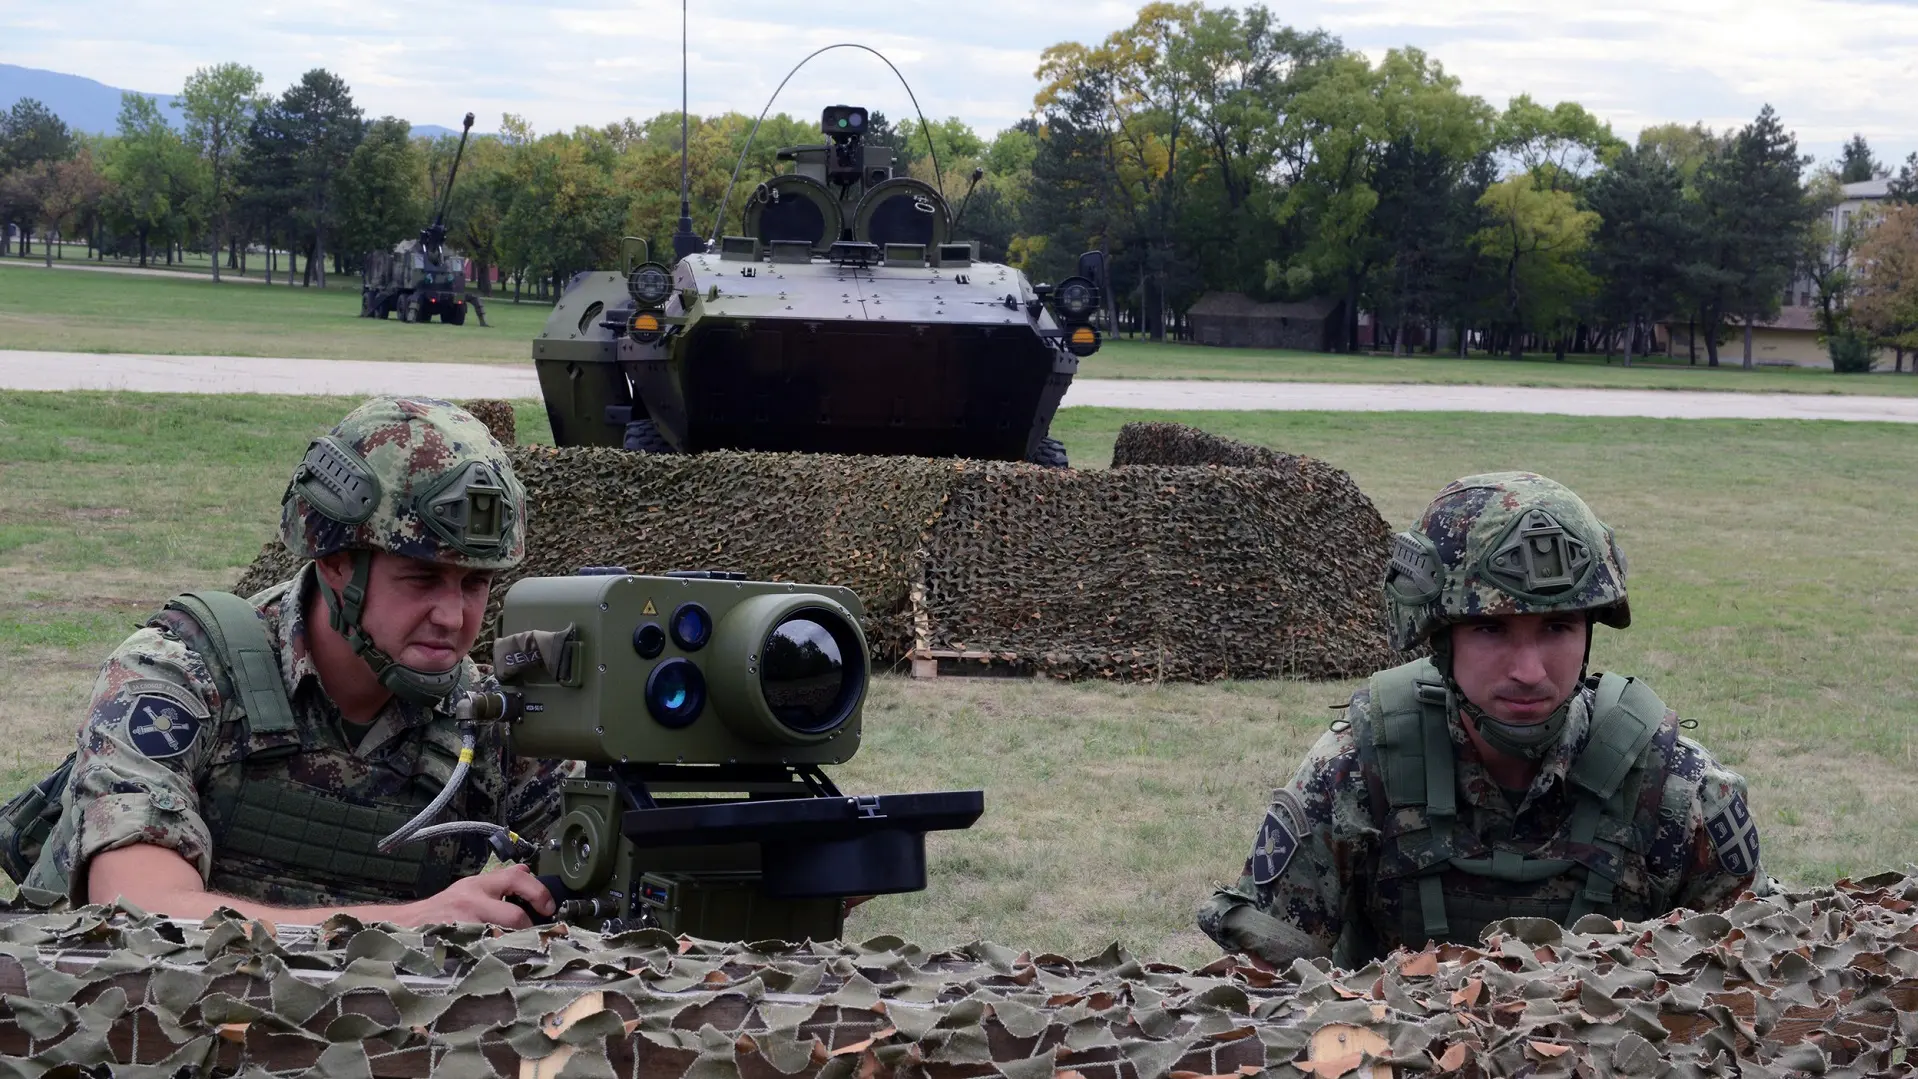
[401,864,555,928]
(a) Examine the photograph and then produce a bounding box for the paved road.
[4,350,1917,423]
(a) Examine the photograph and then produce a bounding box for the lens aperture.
[646,658,706,728]
[761,613,861,734]
[632,622,665,659]
[671,603,712,651]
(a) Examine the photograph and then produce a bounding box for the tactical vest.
[5,588,496,907]
[1349,658,1683,956]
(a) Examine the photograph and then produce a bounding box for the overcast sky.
[5,0,1915,166]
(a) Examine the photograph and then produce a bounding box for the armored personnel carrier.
[533,104,1104,467]
[360,113,488,326]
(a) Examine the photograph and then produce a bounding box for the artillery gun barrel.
[433,111,477,230]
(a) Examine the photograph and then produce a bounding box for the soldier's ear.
[314,552,354,591]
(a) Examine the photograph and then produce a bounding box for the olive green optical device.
[489,569,983,941]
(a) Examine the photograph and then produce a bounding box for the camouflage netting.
[459,400,517,448]
[1,873,1914,1077]
[235,422,1399,681]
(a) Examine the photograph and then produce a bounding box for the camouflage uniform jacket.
[1198,669,1758,966]
[24,564,576,909]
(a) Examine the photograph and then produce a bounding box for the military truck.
[360,113,488,326]
[533,104,1104,467]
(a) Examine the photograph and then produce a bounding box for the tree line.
[4,4,1917,368]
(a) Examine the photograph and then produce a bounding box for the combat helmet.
[1383,471,1629,653]
[281,396,526,702]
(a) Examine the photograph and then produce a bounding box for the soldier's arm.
[1198,715,1375,966]
[1671,743,1761,913]
[26,625,225,907]
[87,844,553,926]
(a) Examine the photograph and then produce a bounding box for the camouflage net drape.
[236,418,1399,681]
[1,873,1914,1077]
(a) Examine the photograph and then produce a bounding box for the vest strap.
[163,592,297,736]
[1450,852,1576,882]
[1418,874,1449,940]
[1569,673,1664,799]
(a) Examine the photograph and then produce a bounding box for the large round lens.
[671,603,711,651]
[632,622,665,659]
[627,262,673,307]
[646,658,705,728]
[760,610,863,734]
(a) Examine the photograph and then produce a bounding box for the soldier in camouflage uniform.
[18,397,572,927]
[1198,473,1761,967]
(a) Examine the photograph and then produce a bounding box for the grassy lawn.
[1082,338,1918,395]
[0,258,550,365]
[3,391,1913,962]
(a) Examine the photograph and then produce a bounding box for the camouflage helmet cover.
[1383,472,1628,651]
[281,396,526,570]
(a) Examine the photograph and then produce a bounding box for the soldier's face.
[323,552,495,671]
[1449,613,1588,724]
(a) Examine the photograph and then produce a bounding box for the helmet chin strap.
[1431,620,1594,762]
[318,550,467,706]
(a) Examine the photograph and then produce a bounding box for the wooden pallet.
[905,581,1026,679]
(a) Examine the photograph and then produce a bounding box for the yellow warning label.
[641,599,657,615]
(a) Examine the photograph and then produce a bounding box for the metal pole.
[671,0,701,261]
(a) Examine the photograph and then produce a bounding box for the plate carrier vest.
[1351,658,1684,953]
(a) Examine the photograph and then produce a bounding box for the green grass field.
[0,258,552,364]
[4,390,1911,960]
[6,263,1918,394]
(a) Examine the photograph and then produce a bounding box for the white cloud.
[3,0,1913,163]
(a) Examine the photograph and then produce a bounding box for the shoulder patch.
[126,696,202,759]
[1705,791,1760,877]
[1250,805,1301,885]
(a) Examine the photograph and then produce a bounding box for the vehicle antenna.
[670,0,701,261]
[951,166,986,232]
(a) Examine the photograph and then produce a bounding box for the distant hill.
[1,63,469,139]
[1,63,184,133]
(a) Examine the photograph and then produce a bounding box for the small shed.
[1187,293,1344,351]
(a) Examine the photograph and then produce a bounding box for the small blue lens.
[670,603,712,651]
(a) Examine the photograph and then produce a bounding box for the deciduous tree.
[336,118,426,265]
[15,149,109,266]
[1474,175,1597,358]
[103,94,206,267]
[176,63,263,282]
[1852,201,1918,370]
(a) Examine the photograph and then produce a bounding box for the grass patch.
[1081,339,1918,396]
[0,260,551,365]
[3,391,1913,961]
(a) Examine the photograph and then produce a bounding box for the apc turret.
[533,104,1105,467]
